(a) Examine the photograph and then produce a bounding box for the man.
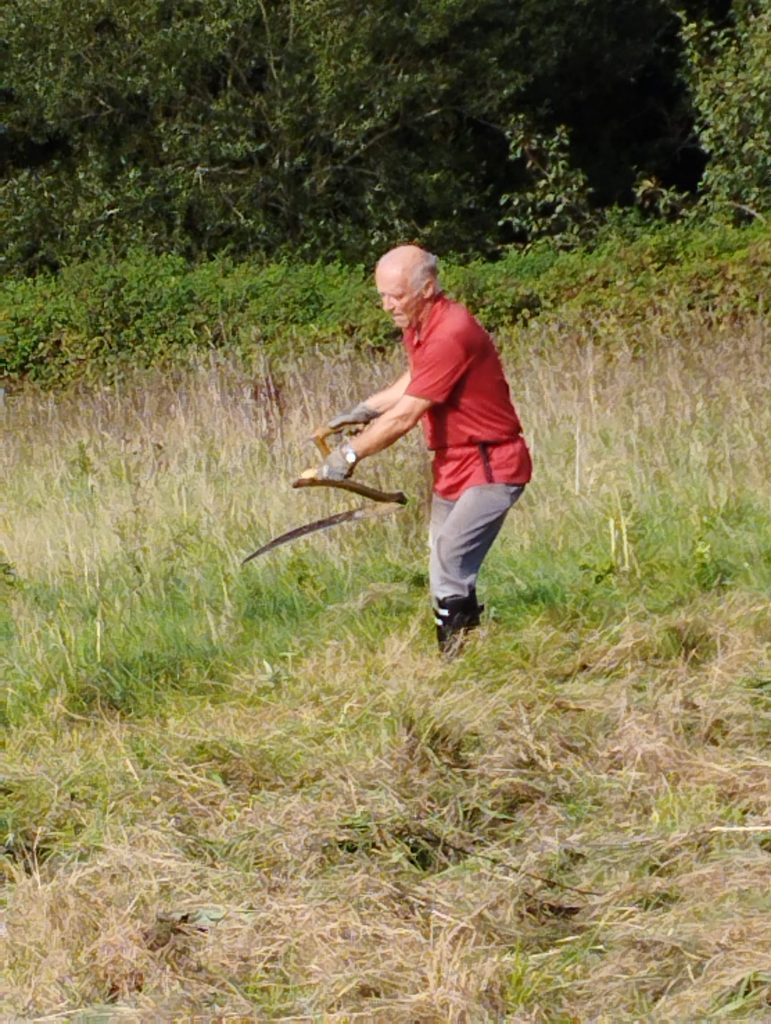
[318,245,532,655]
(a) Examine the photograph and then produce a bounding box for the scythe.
[241,421,408,565]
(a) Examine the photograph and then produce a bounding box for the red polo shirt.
[404,294,532,500]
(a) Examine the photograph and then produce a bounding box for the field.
[2,295,770,1020]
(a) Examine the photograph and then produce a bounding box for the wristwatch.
[341,440,358,467]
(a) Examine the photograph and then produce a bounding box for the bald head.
[376,245,439,292]
[375,246,440,331]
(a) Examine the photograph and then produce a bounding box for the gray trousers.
[429,484,524,600]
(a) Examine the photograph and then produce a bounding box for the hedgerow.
[1,219,768,388]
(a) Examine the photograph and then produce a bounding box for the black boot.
[434,591,483,657]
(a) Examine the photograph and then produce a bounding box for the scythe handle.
[292,470,407,505]
[310,420,368,458]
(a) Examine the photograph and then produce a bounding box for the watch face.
[345,447,357,464]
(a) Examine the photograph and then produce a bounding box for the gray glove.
[319,441,358,480]
[327,402,380,431]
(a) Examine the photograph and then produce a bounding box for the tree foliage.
[0,0,765,272]
[0,0,526,268]
[681,1,771,220]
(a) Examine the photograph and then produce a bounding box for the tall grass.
[2,308,770,1021]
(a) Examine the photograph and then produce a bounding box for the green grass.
[1,286,770,1020]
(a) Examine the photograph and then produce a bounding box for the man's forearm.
[364,370,411,414]
[352,393,432,459]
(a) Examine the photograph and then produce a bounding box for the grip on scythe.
[309,419,368,459]
[310,426,334,458]
[299,421,407,504]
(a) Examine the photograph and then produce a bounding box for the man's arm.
[362,370,411,415]
[326,370,411,431]
[351,392,431,459]
[318,383,430,481]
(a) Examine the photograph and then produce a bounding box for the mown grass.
[1,303,770,1021]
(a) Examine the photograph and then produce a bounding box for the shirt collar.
[411,292,447,346]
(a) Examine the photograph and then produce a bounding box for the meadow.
[2,272,770,1019]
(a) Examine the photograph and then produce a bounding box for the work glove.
[319,440,358,481]
[327,402,380,431]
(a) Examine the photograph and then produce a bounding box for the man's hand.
[327,402,380,431]
[319,441,358,480]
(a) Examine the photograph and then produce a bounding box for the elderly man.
[319,245,532,655]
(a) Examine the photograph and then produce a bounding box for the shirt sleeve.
[405,327,474,404]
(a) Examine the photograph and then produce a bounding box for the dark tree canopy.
[0,0,765,272]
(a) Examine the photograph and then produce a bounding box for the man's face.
[375,263,432,330]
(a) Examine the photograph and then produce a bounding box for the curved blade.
[241,502,403,565]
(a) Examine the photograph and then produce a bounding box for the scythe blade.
[241,502,403,565]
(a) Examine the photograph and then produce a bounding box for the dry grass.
[2,309,770,1021]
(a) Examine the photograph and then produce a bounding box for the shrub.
[681,3,771,219]
[1,220,768,388]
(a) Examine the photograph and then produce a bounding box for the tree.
[681,0,770,219]
[1,0,755,272]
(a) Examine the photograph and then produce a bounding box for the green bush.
[1,220,768,388]
[0,251,386,386]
